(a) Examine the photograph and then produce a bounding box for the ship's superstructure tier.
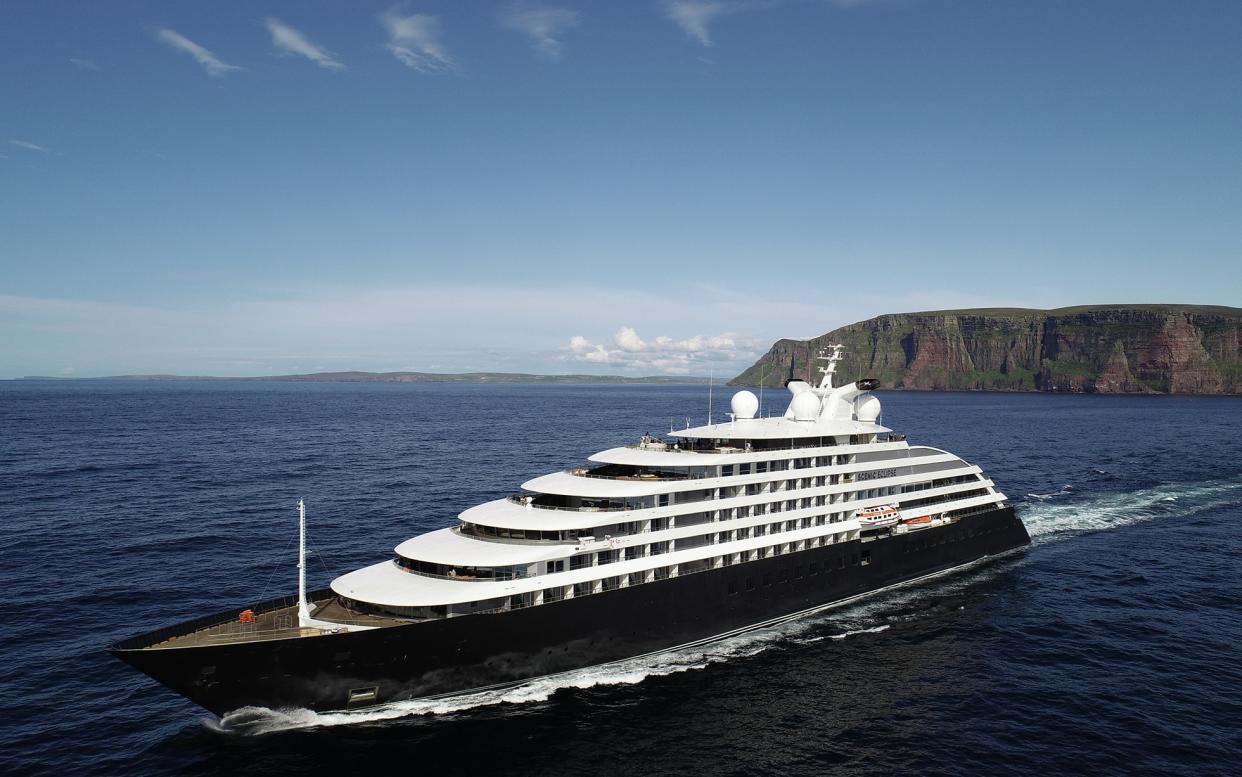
[331,378,1009,620]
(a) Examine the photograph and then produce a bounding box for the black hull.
[112,506,1030,716]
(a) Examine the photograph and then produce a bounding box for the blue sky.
[2,0,1239,378]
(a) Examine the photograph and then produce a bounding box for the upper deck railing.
[624,433,907,455]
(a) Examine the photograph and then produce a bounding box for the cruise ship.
[111,347,1031,715]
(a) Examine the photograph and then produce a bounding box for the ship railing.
[623,437,893,454]
[395,562,530,583]
[508,494,633,512]
[565,467,695,482]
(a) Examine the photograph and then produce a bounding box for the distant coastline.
[10,371,711,385]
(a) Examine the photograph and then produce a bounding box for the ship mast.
[816,344,845,390]
[297,498,311,628]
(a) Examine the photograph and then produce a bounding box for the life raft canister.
[239,609,256,623]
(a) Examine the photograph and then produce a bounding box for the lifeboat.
[900,515,933,527]
[857,504,900,528]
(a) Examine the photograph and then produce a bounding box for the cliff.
[730,305,1242,394]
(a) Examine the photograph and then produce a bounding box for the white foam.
[217,633,779,735]
[1021,474,1242,544]
[828,624,891,641]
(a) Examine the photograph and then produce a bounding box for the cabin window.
[762,573,772,587]
[573,582,592,598]
[728,580,738,595]
[722,465,734,477]
[745,577,756,591]
[546,560,565,574]
[861,551,871,566]
[544,586,564,602]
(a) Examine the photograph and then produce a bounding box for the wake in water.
[1019,473,1242,543]
[216,634,778,735]
[215,473,1242,736]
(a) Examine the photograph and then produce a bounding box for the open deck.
[146,596,408,649]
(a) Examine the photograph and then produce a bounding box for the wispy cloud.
[9,139,51,153]
[500,5,581,60]
[68,57,100,71]
[380,10,453,73]
[265,17,345,70]
[664,0,749,47]
[155,28,242,77]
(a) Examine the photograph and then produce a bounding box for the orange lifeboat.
[900,515,933,526]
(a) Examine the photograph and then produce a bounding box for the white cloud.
[265,18,345,70]
[500,5,580,59]
[380,10,453,73]
[156,28,242,77]
[564,327,759,374]
[664,0,747,47]
[69,57,100,71]
[9,139,51,153]
[614,326,647,352]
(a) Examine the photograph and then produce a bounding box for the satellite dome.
[790,391,821,421]
[730,390,759,419]
[855,395,882,422]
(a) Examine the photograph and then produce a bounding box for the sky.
[1,0,1239,379]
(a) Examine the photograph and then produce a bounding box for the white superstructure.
[331,347,1009,620]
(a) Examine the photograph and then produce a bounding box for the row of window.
[435,484,992,583]
[417,532,859,618]
[400,519,863,582]
[528,454,957,513]
[483,473,964,543]
[360,508,1009,621]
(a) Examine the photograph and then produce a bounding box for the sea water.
[1,383,1239,776]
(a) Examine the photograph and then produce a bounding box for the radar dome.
[731,390,759,419]
[855,395,882,422]
[790,391,821,421]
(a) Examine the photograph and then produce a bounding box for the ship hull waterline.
[111,506,1030,717]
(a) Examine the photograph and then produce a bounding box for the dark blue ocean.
[2,382,1241,776]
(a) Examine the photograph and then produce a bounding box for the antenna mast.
[758,364,766,417]
[708,367,714,426]
[297,498,311,627]
[817,344,845,390]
